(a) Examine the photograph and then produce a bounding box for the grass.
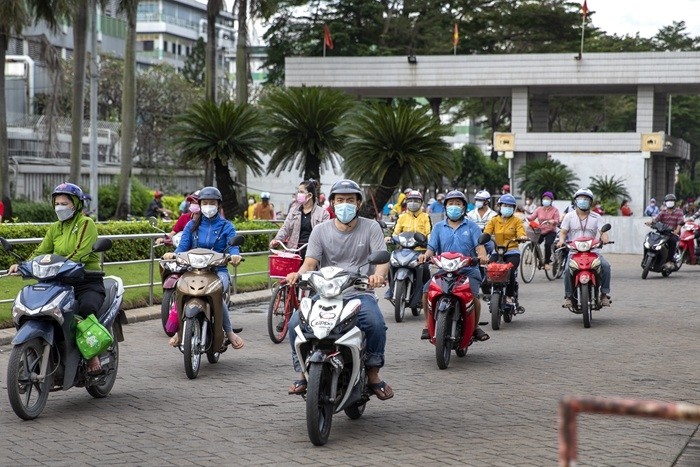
[0,253,272,328]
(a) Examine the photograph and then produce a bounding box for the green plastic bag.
[75,314,113,360]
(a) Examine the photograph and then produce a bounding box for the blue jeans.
[288,294,387,373]
[563,252,611,297]
[217,270,233,332]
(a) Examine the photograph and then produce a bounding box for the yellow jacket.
[391,192,407,217]
[483,214,526,253]
[393,210,431,250]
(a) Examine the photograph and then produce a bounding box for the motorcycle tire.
[344,402,366,420]
[503,309,513,323]
[394,280,407,323]
[206,345,220,364]
[580,286,592,328]
[411,305,421,316]
[490,292,501,331]
[267,283,288,344]
[641,255,652,279]
[520,244,536,283]
[161,288,176,337]
[183,317,202,379]
[456,347,468,357]
[7,338,52,420]
[86,336,119,398]
[306,362,334,446]
[435,310,452,370]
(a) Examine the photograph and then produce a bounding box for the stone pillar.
[512,87,528,133]
[530,94,549,132]
[653,92,668,132]
[636,85,654,132]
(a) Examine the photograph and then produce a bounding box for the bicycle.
[551,244,568,279]
[520,221,557,283]
[267,243,306,344]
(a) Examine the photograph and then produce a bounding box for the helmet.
[52,182,83,200]
[574,188,594,200]
[154,190,163,198]
[406,190,423,201]
[443,190,467,207]
[498,194,517,206]
[403,188,413,194]
[198,186,222,202]
[436,193,445,201]
[502,184,510,192]
[260,191,270,200]
[542,191,554,200]
[664,193,676,202]
[475,190,491,201]
[186,191,199,203]
[329,179,363,202]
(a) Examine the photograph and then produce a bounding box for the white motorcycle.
[293,250,390,446]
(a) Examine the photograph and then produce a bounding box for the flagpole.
[578,17,585,60]
[323,40,326,57]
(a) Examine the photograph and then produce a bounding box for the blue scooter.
[388,231,428,322]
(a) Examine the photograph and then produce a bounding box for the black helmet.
[198,186,222,202]
[443,190,467,207]
[664,193,676,202]
[329,179,363,202]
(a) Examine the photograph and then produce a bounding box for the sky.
[587,0,700,38]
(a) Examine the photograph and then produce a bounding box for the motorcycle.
[641,221,680,278]
[149,217,186,336]
[425,234,490,369]
[0,237,126,420]
[171,235,245,379]
[483,238,526,331]
[388,231,428,323]
[564,224,613,328]
[678,216,700,266]
[293,250,391,446]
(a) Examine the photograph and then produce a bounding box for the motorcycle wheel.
[435,311,452,370]
[344,402,366,420]
[641,255,652,279]
[394,280,407,323]
[267,284,288,344]
[206,345,220,364]
[456,347,468,357]
[161,288,177,337]
[411,305,421,316]
[306,362,334,446]
[581,286,592,328]
[674,249,684,271]
[183,317,202,379]
[490,292,501,331]
[7,338,52,420]
[520,244,536,283]
[86,338,119,398]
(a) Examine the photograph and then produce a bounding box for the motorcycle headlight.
[644,241,650,249]
[574,240,592,252]
[390,255,400,267]
[32,261,64,279]
[436,257,466,272]
[653,243,663,251]
[187,253,213,268]
[408,258,420,268]
[310,275,351,298]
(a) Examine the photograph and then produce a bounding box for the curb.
[0,289,272,347]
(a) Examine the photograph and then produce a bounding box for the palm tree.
[342,102,454,218]
[589,174,630,203]
[170,100,267,216]
[516,159,579,201]
[260,86,355,183]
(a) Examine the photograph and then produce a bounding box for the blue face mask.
[576,199,591,210]
[542,199,552,207]
[334,203,357,224]
[446,205,464,221]
[500,206,514,217]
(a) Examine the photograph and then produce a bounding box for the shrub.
[98,178,152,220]
[8,200,56,223]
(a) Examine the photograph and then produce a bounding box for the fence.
[0,229,280,307]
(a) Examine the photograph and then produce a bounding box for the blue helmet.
[443,190,467,207]
[498,194,517,206]
[52,182,84,209]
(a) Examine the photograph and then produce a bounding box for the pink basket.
[269,252,303,279]
[487,262,513,284]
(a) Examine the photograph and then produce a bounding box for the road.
[0,254,698,466]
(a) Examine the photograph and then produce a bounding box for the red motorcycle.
[564,224,612,328]
[678,216,700,266]
[426,252,481,369]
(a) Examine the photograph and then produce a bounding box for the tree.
[516,159,579,200]
[342,102,454,218]
[452,144,507,195]
[170,100,267,216]
[259,86,355,182]
[182,37,206,86]
[589,174,630,213]
[69,0,89,183]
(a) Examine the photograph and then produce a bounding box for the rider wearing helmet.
[8,182,106,375]
[557,188,612,308]
[467,190,497,231]
[483,194,528,304]
[156,191,201,245]
[285,179,393,400]
[390,188,413,219]
[253,191,275,220]
[165,186,245,350]
[649,193,684,269]
[418,190,490,342]
[526,191,560,269]
[144,190,172,219]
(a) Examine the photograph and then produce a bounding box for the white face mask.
[475,201,484,209]
[55,205,75,222]
[406,201,421,212]
[542,199,552,207]
[665,201,675,208]
[201,205,218,218]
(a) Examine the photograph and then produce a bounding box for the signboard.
[494,132,515,151]
[641,132,665,152]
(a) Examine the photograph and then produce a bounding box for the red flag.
[452,23,459,47]
[323,24,334,50]
[582,0,588,19]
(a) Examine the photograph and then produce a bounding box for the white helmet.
[261,191,271,199]
[574,188,594,200]
[475,190,491,202]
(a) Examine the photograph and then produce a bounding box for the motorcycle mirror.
[600,224,611,233]
[228,235,245,247]
[414,232,428,245]
[368,250,391,265]
[0,237,13,252]
[478,233,492,245]
[92,238,113,253]
[147,216,159,228]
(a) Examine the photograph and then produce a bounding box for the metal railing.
[0,229,280,307]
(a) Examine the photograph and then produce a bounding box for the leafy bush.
[98,178,152,220]
[7,200,56,223]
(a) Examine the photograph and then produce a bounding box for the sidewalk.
[0,288,272,347]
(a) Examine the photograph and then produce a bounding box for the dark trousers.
[538,231,557,264]
[73,279,106,319]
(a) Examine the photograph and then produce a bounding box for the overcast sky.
[585,0,700,37]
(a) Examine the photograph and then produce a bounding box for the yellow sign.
[641,132,665,152]
[494,133,515,151]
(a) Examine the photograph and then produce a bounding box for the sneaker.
[601,295,611,307]
[562,298,572,308]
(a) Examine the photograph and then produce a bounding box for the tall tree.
[69,0,89,183]
[182,37,206,86]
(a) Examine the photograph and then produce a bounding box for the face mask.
[525,200,531,205]
[576,199,591,210]
[296,193,308,204]
[55,206,75,222]
[201,205,218,218]
[475,201,484,209]
[542,199,552,207]
[446,205,464,221]
[248,198,254,206]
[406,201,421,212]
[189,204,200,213]
[500,206,514,217]
[334,203,357,224]
[665,201,675,208]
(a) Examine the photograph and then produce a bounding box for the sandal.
[168,335,180,347]
[367,381,394,400]
[86,358,103,376]
[288,379,307,395]
[473,327,490,342]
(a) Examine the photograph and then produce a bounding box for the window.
[163,40,168,51]
[142,40,154,51]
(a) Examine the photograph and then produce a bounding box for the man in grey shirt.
[286,179,393,400]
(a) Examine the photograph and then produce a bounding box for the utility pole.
[89,0,99,219]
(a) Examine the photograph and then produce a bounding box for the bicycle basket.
[269,252,303,279]
[526,224,541,242]
[486,262,513,284]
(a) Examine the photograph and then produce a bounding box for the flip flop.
[288,379,307,395]
[367,381,394,400]
[473,327,490,342]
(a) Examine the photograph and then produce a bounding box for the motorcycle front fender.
[12,320,55,346]
[184,297,208,319]
[163,274,180,289]
[395,268,414,282]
